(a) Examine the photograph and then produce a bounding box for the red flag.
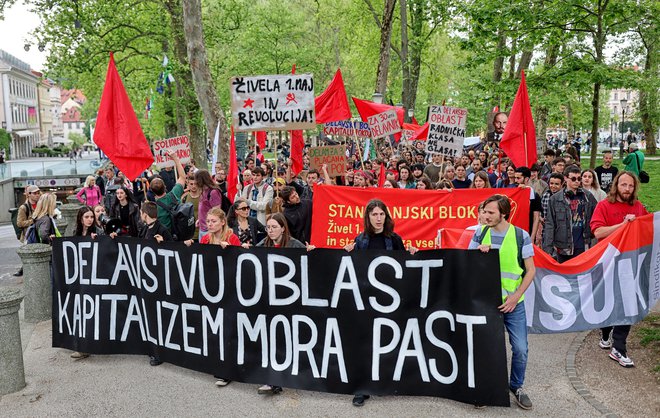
[378,166,386,187]
[492,106,499,113]
[255,131,266,149]
[227,127,239,203]
[352,97,404,141]
[500,70,537,168]
[290,130,305,176]
[291,63,296,74]
[93,53,153,181]
[315,69,351,123]
[411,122,429,140]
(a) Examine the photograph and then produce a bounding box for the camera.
[99,214,122,235]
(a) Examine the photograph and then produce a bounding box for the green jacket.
[623,150,644,177]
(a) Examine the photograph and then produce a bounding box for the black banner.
[52,236,509,406]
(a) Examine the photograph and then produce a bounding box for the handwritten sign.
[367,109,401,139]
[153,135,191,169]
[323,120,371,137]
[308,145,347,177]
[425,105,467,158]
[230,74,316,132]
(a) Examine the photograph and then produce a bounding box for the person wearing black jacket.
[227,198,266,246]
[138,202,172,243]
[280,186,312,243]
[109,187,141,237]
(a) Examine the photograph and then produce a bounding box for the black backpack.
[156,200,195,241]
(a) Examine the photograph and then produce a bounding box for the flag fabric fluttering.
[500,70,537,168]
[378,165,386,187]
[315,69,352,123]
[156,55,175,94]
[227,127,239,203]
[93,53,153,181]
[255,131,267,150]
[289,63,305,176]
[290,130,305,176]
[411,122,429,141]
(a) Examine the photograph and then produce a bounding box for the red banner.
[311,185,530,248]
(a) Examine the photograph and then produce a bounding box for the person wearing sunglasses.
[542,165,597,263]
[227,198,266,247]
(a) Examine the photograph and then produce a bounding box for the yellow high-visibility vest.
[482,225,524,303]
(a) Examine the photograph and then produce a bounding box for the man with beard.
[486,112,508,149]
[590,171,648,367]
[594,150,618,193]
[280,186,313,243]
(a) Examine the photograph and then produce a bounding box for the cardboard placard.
[308,145,347,177]
[153,135,191,168]
[367,109,401,139]
[230,74,316,132]
[426,105,468,158]
[323,120,371,137]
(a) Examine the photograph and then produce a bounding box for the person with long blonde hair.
[76,175,103,206]
[31,193,61,244]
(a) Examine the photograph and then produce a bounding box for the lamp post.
[372,92,383,104]
[609,110,614,148]
[408,108,414,121]
[619,98,627,159]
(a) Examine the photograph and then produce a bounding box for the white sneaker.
[215,378,230,387]
[609,348,634,367]
[598,337,612,349]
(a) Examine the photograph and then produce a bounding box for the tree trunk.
[639,31,658,155]
[516,50,533,79]
[534,43,559,153]
[400,0,411,121]
[181,0,228,167]
[508,39,516,79]
[588,10,606,169]
[492,32,506,83]
[375,0,397,97]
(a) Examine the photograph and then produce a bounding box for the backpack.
[25,224,39,244]
[156,200,195,241]
[476,225,526,277]
[11,203,32,240]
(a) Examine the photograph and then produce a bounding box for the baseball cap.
[27,185,40,194]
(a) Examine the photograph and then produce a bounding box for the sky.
[0,2,47,71]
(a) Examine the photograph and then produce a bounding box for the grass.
[635,314,660,373]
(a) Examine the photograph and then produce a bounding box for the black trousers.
[601,326,632,355]
[556,247,584,263]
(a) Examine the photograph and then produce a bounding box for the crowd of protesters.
[12,110,652,410]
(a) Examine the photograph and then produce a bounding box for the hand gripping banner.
[52,237,510,406]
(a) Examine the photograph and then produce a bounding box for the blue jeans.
[503,301,528,391]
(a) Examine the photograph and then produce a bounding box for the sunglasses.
[29,191,41,195]
[237,206,249,211]
[568,176,581,181]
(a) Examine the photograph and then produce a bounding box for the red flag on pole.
[378,166,386,187]
[500,70,537,168]
[411,122,429,140]
[315,69,351,123]
[290,130,305,176]
[255,131,266,149]
[93,53,153,181]
[227,127,239,203]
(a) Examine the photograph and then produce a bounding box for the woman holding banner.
[344,199,418,407]
[255,213,315,395]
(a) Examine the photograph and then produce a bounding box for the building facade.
[60,89,86,142]
[0,50,41,159]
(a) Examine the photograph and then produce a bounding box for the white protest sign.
[367,109,401,139]
[425,105,468,158]
[230,74,316,132]
[153,135,191,168]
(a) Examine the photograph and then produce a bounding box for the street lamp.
[619,98,627,158]
[372,92,383,104]
[609,109,614,148]
[408,108,414,119]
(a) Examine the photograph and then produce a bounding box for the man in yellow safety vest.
[469,194,536,410]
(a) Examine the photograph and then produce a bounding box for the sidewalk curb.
[565,331,618,417]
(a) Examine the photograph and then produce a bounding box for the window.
[614,92,618,100]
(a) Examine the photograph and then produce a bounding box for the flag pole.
[353,121,366,171]
[524,131,529,167]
